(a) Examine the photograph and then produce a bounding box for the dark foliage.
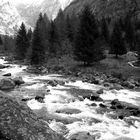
[110,21,127,58]
[101,18,110,44]
[15,23,29,60]
[30,15,46,65]
[74,5,104,65]
[0,36,3,45]
[48,21,60,57]
[124,15,136,51]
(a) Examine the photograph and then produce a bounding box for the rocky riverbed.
[0,56,140,140]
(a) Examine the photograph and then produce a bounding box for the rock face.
[0,92,66,140]
[0,78,15,90]
[16,0,74,27]
[0,0,25,35]
[65,0,140,19]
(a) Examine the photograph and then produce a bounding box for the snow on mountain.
[59,0,74,10]
[0,0,74,35]
[0,0,25,35]
[16,0,74,27]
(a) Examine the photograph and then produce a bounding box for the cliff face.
[0,0,74,35]
[16,0,74,27]
[0,92,66,140]
[0,0,24,35]
[65,0,140,19]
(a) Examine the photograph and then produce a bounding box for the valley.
[0,55,140,140]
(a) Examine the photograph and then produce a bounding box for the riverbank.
[0,55,140,140]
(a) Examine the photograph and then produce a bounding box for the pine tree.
[101,18,110,44]
[15,22,29,60]
[74,5,103,65]
[124,15,135,51]
[66,15,74,43]
[27,28,32,41]
[48,21,59,57]
[55,9,66,41]
[0,36,3,45]
[110,22,127,58]
[30,17,46,65]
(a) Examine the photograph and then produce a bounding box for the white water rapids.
[0,57,140,140]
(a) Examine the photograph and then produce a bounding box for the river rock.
[121,81,135,89]
[0,64,9,69]
[49,121,68,135]
[68,132,101,140]
[0,78,15,90]
[96,89,104,94]
[13,76,25,86]
[90,77,100,85]
[0,92,66,140]
[99,103,107,108]
[103,82,112,87]
[3,73,12,76]
[57,80,65,86]
[35,95,45,103]
[110,83,123,90]
[110,99,140,118]
[47,80,58,87]
[91,103,97,106]
[21,97,33,102]
[83,93,103,102]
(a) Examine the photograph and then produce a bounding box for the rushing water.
[0,57,140,140]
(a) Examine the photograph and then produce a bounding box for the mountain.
[0,0,74,35]
[16,0,74,27]
[0,0,24,35]
[65,0,140,20]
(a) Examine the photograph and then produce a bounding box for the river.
[0,57,140,140]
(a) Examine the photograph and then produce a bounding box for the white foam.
[0,57,140,140]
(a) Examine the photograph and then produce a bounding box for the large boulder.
[0,64,9,69]
[0,78,15,90]
[121,81,135,89]
[110,99,140,118]
[0,92,66,140]
[47,80,58,87]
[67,132,101,140]
[83,93,103,102]
[13,76,25,86]
[3,73,12,77]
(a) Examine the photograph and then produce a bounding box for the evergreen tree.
[48,21,59,57]
[3,36,16,53]
[110,22,127,58]
[66,15,74,42]
[15,22,29,60]
[30,17,46,65]
[0,36,3,45]
[136,32,140,60]
[55,9,66,41]
[27,28,32,41]
[124,15,135,51]
[101,18,110,43]
[74,5,103,65]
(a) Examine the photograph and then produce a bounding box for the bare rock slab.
[0,92,66,140]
